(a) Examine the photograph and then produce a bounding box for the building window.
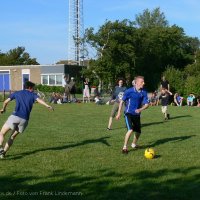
[42,75,48,85]
[49,75,55,85]
[56,75,62,85]
[41,74,63,86]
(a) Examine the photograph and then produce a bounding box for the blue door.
[22,74,30,89]
[0,73,10,91]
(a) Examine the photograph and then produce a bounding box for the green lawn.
[0,103,200,200]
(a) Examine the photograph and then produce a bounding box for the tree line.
[83,8,200,94]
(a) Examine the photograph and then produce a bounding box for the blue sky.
[0,0,200,64]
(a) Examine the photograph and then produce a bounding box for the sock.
[123,145,127,149]
[131,143,136,148]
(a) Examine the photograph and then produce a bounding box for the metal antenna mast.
[68,0,84,65]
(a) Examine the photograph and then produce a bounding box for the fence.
[0,90,12,102]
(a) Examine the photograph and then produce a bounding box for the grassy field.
[0,102,200,200]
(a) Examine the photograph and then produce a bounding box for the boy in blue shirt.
[0,81,54,158]
[116,76,149,154]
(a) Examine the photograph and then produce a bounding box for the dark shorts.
[124,113,141,133]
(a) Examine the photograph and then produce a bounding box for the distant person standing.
[160,75,169,90]
[160,75,170,92]
[0,81,54,159]
[64,75,71,102]
[159,88,171,121]
[69,77,76,101]
[116,76,149,154]
[107,78,126,130]
[83,78,90,103]
[160,75,172,103]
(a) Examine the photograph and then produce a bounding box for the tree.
[135,7,168,28]
[132,24,199,90]
[0,47,39,65]
[85,20,137,88]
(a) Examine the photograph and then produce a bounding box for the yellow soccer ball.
[144,148,155,159]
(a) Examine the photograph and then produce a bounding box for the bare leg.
[0,124,11,147]
[107,117,113,129]
[132,132,140,145]
[123,129,133,148]
[4,130,19,153]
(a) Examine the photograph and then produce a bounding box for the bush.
[184,75,200,95]
[35,84,64,93]
[164,66,185,94]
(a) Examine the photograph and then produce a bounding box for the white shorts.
[5,115,28,133]
[161,106,167,114]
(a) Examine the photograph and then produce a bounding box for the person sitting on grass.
[196,95,200,107]
[174,93,184,106]
[187,93,195,106]
[0,81,54,159]
[94,95,103,105]
[149,92,158,106]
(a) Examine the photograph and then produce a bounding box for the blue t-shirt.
[9,90,39,120]
[176,96,182,103]
[112,86,127,102]
[122,87,149,115]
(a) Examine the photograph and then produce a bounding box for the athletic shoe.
[0,150,5,159]
[0,149,4,155]
[0,153,5,159]
[131,143,139,149]
[107,128,111,131]
[122,148,128,154]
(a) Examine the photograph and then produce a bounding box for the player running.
[116,76,149,154]
[0,81,54,159]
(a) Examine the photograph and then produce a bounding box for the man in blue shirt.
[0,81,54,159]
[116,76,149,154]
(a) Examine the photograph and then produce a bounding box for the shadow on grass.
[7,136,111,160]
[0,167,199,200]
[110,126,126,131]
[142,114,192,127]
[143,135,196,149]
[169,114,192,120]
[142,121,164,127]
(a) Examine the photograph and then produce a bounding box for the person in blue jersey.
[116,76,149,154]
[0,81,54,159]
[107,78,127,130]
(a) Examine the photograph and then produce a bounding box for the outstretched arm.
[36,98,54,111]
[116,100,124,120]
[135,103,149,113]
[0,98,11,113]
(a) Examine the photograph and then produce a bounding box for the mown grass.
[0,103,199,200]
